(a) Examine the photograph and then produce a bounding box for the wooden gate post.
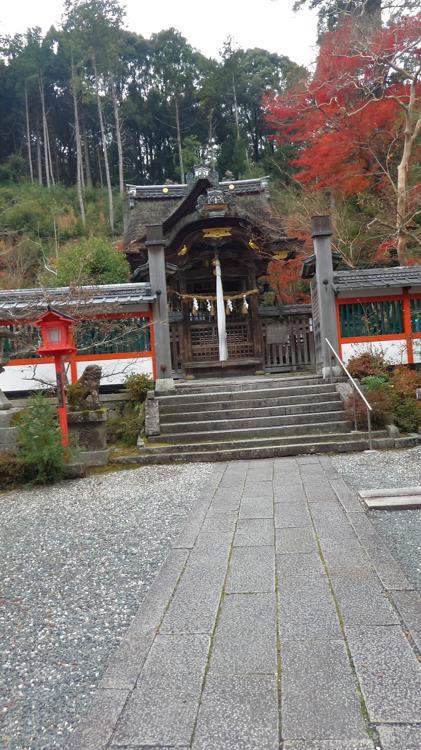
[312,215,339,376]
[146,224,174,391]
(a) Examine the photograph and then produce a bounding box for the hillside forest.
[0,0,420,303]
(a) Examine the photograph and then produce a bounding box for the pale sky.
[0,0,319,68]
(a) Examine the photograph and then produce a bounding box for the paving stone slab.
[412,630,421,651]
[239,493,274,519]
[243,482,274,498]
[282,639,367,741]
[207,492,242,515]
[274,501,310,528]
[192,530,234,553]
[329,478,364,512]
[391,591,421,630]
[191,674,279,750]
[225,546,275,593]
[296,455,322,465]
[66,688,129,750]
[278,574,341,640]
[276,552,324,580]
[276,527,317,554]
[303,482,338,503]
[273,471,302,486]
[173,495,211,548]
[378,725,421,750]
[273,485,306,504]
[201,513,238,533]
[367,549,414,591]
[283,740,375,750]
[111,634,210,747]
[348,513,387,550]
[208,593,277,675]
[160,550,228,634]
[320,541,374,577]
[346,625,421,723]
[98,631,155,691]
[332,575,398,626]
[234,518,274,547]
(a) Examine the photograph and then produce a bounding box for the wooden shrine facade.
[125,167,313,377]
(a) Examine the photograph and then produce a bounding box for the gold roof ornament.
[202,228,232,239]
[273,250,289,260]
[178,244,189,256]
[248,240,259,251]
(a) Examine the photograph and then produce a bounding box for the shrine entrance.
[167,226,264,376]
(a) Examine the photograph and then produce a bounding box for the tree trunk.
[396,81,421,266]
[39,74,51,188]
[24,83,34,183]
[93,59,114,233]
[175,97,185,183]
[97,147,104,187]
[233,75,240,140]
[71,52,86,226]
[82,121,93,188]
[111,76,124,196]
[36,124,42,185]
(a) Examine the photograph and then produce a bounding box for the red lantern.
[34,308,76,449]
[35,308,75,357]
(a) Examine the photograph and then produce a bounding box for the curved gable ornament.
[196,187,234,218]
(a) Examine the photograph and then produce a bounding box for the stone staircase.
[136,375,392,464]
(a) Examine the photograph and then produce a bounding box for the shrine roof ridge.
[333,265,421,290]
[127,176,270,201]
[0,282,155,317]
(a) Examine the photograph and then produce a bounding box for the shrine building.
[124,166,308,379]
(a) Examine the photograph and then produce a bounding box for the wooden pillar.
[146,224,173,386]
[403,289,414,364]
[179,274,192,366]
[248,265,263,363]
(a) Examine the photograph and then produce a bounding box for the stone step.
[160,398,343,424]
[171,374,324,395]
[127,433,393,465]
[159,391,341,415]
[160,410,347,435]
[148,419,352,444]
[158,382,339,407]
[142,430,387,456]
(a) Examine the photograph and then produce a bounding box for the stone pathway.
[67,456,421,750]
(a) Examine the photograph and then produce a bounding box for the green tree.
[51,237,130,286]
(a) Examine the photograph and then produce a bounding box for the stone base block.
[78,449,110,467]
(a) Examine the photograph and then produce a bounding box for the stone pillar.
[312,215,339,377]
[146,224,175,393]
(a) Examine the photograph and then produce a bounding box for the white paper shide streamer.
[214,256,228,361]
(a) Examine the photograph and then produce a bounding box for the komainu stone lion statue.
[67,365,102,411]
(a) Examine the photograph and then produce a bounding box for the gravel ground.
[332,447,421,591]
[0,463,213,750]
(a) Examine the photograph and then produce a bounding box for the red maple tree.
[265,13,421,265]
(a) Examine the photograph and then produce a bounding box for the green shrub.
[124,373,154,403]
[360,375,390,392]
[347,352,388,379]
[390,367,421,397]
[391,395,421,432]
[345,390,393,429]
[16,393,66,484]
[0,453,33,489]
[106,402,145,447]
[52,237,130,286]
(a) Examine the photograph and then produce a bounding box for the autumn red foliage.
[265,14,421,197]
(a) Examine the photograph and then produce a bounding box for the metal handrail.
[325,338,373,450]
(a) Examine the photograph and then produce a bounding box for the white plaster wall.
[341,340,408,366]
[76,357,153,384]
[412,340,421,364]
[2,356,153,393]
